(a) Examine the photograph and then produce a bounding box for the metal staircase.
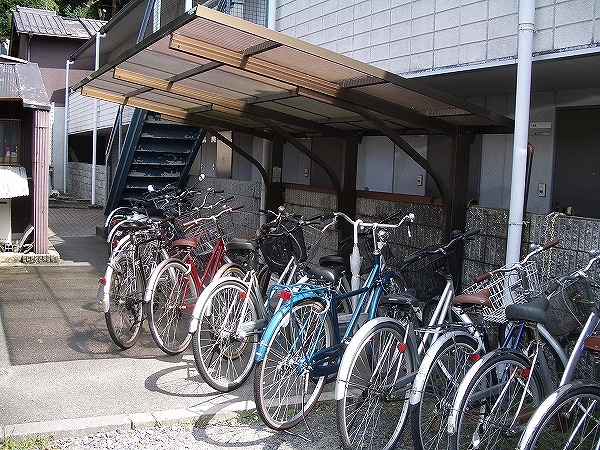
[105,110,205,212]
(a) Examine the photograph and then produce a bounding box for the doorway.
[553,107,600,219]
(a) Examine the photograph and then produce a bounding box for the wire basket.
[546,277,600,336]
[259,224,307,274]
[462,259,542,323]
[400,247,457,301]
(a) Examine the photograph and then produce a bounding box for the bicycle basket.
[259,224,307,274]
[546,277,599,335]
[463,259,542,323]
[400,246,457,301]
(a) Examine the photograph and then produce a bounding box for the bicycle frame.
[255,246,394,379]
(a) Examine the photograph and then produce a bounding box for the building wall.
[68,92,135,134]
[274,0,600,74]
[273,0,600,215]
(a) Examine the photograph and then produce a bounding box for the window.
[1,119,20,165]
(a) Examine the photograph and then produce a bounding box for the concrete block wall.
[67,162,107,206]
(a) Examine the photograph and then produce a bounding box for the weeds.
[0,435,58,450]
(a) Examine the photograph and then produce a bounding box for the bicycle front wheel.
[105,254,143,349]
[448,350,546,450]
[192,278,259,392]
[411,333,480,450]
[336,318,416,450]
[253,298,333,430]
[146,259,197,355]
[517,380,600,450]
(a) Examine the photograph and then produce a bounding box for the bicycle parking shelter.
[72,5,514,239]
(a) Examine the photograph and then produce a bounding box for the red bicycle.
[143,203,247,355]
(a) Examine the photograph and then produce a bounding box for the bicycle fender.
[254,302,294,362]
[409,330,479,407]
[447,348,530,435]
[516,380,595,450]
[142,257,187,305]
[254,293,327,362]
[188,276,247,333]
[335,317,407,401]
[99,264,113,313]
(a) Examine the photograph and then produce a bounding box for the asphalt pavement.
[0,202,256,440]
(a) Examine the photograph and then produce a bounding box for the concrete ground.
[0,203,257,439]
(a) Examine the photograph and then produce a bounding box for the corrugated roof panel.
[12,6,105,39]
[0,64,20,99]
[74,6,514,137]
[0,60,50,109]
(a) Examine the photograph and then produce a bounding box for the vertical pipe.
[63,59,73,193]
[267,0,276,29]
[91,32,105,206]
[506,0,535,264]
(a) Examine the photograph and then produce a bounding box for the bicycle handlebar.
[471,237,560,283]
[181,203,244,227]
[401,228,480,267]
[544,249,600,296]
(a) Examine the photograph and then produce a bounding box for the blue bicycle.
[252,211,414,430]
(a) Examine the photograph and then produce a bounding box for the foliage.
[0,435,59,450]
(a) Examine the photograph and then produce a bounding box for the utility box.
[0,199,11,246]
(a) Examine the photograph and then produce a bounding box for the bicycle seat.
[171,238,198,249]
[226,238,257,252]
[319,254,345,267]
[504,296,550,324]
[453,288,493,308]
[379,292,419,308]
[584,335,600,355]
[307,265,346,284]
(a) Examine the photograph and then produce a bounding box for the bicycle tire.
[448,349,546,450]
[192,278,259,392]
[517,380,600,450]
[253,298,333,430]
[145,259,197,355]
[105,253,144,349]
[411,332,480,450]
[336,317,417,450]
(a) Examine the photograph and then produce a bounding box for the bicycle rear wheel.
[253,298,333,430]
[192,278,259,392]
[518,380,600,450]
[336,318,416,450]
[411,333,480,450]
[105,254,143,349]
[146,259,197,355]
[448,350,546,450]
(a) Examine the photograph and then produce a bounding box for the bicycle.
[99,218,173,349]
[517,360,600,449]
[334,228,488,450]
[189,207,348,392]
[447,249,600,450]
[252,211,414,431]
[143,203,246,355]
[408,237,559,450]
[516,260,600,450]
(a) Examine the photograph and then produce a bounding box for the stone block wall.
[67,162,107,206]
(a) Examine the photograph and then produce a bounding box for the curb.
[1,403,253,440]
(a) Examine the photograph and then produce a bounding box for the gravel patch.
[56,403,348,450]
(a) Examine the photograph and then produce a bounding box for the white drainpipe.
[506,0,535,264]
[63,59,73,193]
[92,31,105,206]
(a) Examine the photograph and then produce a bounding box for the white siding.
[275,0,600,74]
[68,92,134,134]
